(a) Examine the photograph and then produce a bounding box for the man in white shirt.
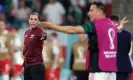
[43,0,66,25]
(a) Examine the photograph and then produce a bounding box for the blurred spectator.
[70,0,86,9]
[67,0,85,25]
[11,0,31,28]
[81,1,91,24]
[43,0,66,25]
[49,32,64,80]
[43,32,64,80]
[32,0,42,14]
[11,28,23,80]
[0,21,13,80]
[70,34,88,80]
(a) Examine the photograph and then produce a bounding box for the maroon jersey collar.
[30,26,38,31]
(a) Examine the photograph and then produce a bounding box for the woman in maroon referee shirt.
[23,12,47,80]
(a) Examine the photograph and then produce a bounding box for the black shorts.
[116,72,130,80]
[24,63,45,80]
[72,70,89,80]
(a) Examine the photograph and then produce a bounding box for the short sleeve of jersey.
[81,22,95,34]
[38,29,47,41]
[40,32,47,41]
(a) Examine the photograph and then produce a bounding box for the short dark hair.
[51,32,57,37]
[110,15,119,22]
[92,2,106,14]
[29,12,40,20]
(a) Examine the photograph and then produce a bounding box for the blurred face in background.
[0,21,5,31]
[50,36,55,42]
[78,34,85,42]
[50,32,57,41]
[112,21,119,26]
[109,15,119,26]
[111,19,119,26]
[29,14,40,28]
[19,0,25,8]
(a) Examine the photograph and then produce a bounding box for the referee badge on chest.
[30,34,35,38]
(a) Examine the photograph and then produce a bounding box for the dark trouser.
[24,63,45,80]
[73,70,89,80]
[116,72,130,80]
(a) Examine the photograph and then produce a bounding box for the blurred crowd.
[0,0,86,28]
[1,0,132,80]
[0,0,113,28]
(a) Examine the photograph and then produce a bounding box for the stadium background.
[0,0,133,80]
